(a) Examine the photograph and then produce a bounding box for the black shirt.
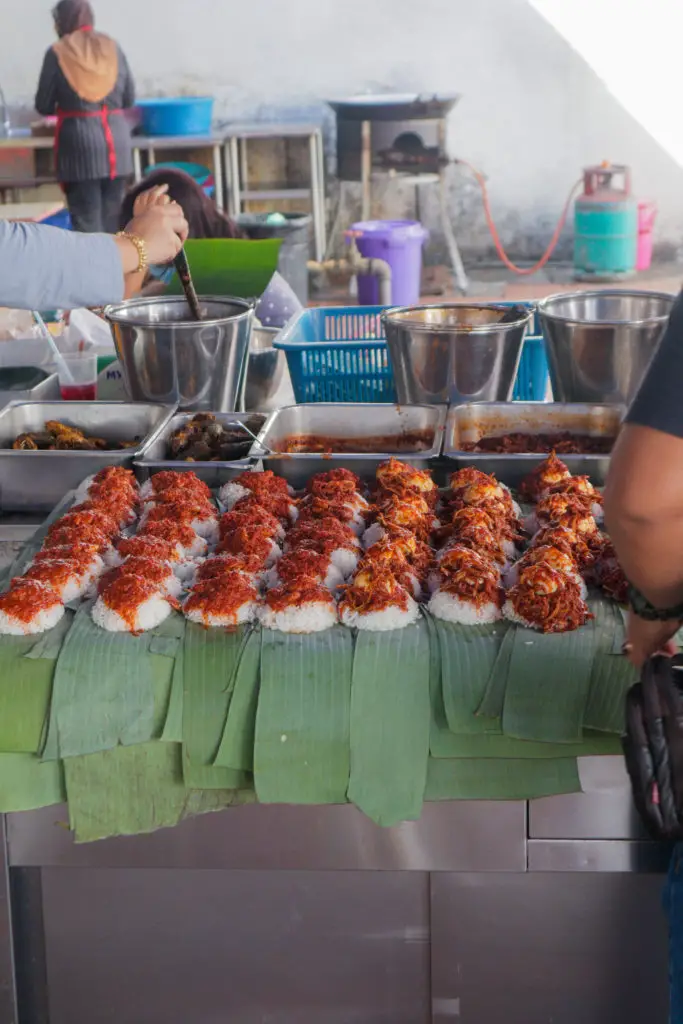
[626,291,683,438]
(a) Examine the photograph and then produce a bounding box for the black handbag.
[622,654,683,841]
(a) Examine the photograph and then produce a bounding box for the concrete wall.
[2,0,682,262]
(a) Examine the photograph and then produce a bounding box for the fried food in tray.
[166,413,266,462]
[11,420,137,452]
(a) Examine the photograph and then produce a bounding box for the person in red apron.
[35,0,135,233]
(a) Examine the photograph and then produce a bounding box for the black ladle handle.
[174,248,203,321]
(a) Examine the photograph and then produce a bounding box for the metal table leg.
[132,147,143,183]
[0,817,18,1024]
[146,146,157,169]
[361,121,372,223]
[227,138,242,218]
[439,170,469,295]
[212,144,225,213]
[309,131,326,262]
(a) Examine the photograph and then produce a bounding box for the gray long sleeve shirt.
[0,221,124,310]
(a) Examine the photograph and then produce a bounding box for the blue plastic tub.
[144,161,215,195]
[506,304,549,401]
[274,306,396,403]
[136,97,214,137]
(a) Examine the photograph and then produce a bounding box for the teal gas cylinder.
[574,163,637,279]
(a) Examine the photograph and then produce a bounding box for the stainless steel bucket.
[537,290,674,404]
[244,325,288,412]
[382,303,533,405]
[104,296,254,412]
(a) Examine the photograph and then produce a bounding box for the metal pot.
[244,325,288,412]
[382,303,532,405]
[104,296,254,412]
[537,290,674,404]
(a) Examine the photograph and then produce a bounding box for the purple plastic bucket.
[351,220,428,306]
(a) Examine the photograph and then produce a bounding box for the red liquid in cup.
[60,384,97,401]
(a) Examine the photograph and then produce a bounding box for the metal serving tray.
[0,368,60,410]
[255,403,446,489]
[444,402,625,487]
[134,411,265,487]
[0,401,176,512]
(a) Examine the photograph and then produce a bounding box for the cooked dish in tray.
[274,430,434,455]
[458,431,615,455]
[11,420,138,451]
[165,413,265,462]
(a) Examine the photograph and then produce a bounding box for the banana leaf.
[42,606,178,761]
[437,620,507,735]
[254,627,353,805]
[502,618,597,744]
[425,756,581,801]
[181,623,249,790]
[348,619,431,827]
[584,599,636,734]
[214,629,262,773]
[0,613,72,754]
[0,753,65,811]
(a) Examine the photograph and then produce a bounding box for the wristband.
[628,583,683,622]
[116,231,148,275]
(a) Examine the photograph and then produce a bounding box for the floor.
[311,260,683,306]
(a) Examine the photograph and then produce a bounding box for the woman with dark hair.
[121,168,303,328]
[35,0,136,233]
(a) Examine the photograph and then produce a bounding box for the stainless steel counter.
[0,537,672,1024]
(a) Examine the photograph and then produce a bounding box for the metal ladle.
[225,420,274,455]
[174,247,203,322]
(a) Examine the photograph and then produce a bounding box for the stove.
[327,93,459,181]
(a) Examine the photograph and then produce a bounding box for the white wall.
[2,0,682,260]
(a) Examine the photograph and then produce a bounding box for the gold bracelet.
[116,231,149,275]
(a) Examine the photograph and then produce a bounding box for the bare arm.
[603,291,683,664]
[604,424,683,608]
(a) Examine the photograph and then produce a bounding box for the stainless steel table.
[131,134,226,213]
[222,122,327,261]
[0,760,672,1024]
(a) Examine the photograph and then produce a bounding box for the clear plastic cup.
[58,353,98,401]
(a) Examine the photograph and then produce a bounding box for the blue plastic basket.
[509,304,550,401]
[274,305,396,403]
[274,302,549,404]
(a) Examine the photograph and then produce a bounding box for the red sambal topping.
[184,575,259,623]
[265,580,335,613]
[275,550,335,585]
[339,565,410,615]
[306,468,361,493]
[219,503,282,541]
[116,536,176,563]
[92,466,136,488]
[97,557,171,595]
[143,500,215,529]
[20,559,84,590]
[0,580,60,622]
[33,542,100,567]
[149,471,211,500]
[233,469,291,498]
[508,565,589,633]
[99,575,166,631]
[439,557,503,609]
[216,526,276,563]
[287,517,357,546]
[139,519,202,549]
[43,523,110,553]
[51,507,120,540]
[195,554,262,583]
[296,495,358,526]
[232,490,293,523]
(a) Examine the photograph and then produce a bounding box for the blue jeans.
[665,844,683,1023]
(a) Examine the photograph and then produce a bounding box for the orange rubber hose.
[455,159,582,276]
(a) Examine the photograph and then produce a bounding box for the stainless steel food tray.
[0,401,176,512]
[255,403,446,489]
[0,369,60,410]
[134,411,265,486]
[444,402,625,487]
